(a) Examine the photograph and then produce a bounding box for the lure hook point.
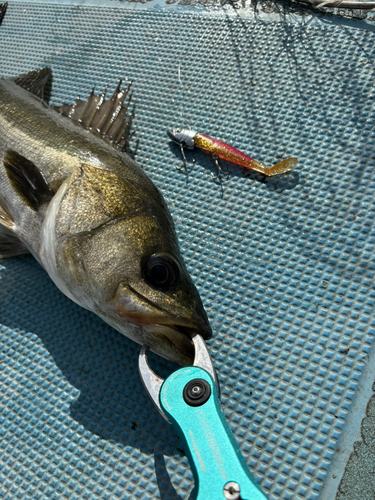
[211,153,230,182]
[175,143,193,173]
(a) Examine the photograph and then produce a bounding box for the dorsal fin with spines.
[52,81,134,150]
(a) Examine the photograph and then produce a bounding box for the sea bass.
[0,68,212,365]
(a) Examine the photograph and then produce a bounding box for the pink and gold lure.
[167,128,298,179]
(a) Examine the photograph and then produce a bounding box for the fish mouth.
[131,312,211,358]
[112,285,212,363]
[143,323,199,361]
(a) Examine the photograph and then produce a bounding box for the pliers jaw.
[138,334,269,499]
[138,333,219,423]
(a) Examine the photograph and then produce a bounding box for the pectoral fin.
[0,196,14,230]
[0,198,29,258]
[4,150,54,211]
[0,225,29,258]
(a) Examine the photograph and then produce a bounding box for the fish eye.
[144,253,179,291]
[176,128,181,133]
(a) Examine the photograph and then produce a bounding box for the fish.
[168,127,298,180]
[0,68,212,366]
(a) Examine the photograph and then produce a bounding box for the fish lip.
[144,323,196,358]
[147,322,211,363]
[112,283,212,360]
[114,302,212,357]
[143,321,212,364]
[123,311,212,341]
[149,316,212,340]
[115,283,213,340]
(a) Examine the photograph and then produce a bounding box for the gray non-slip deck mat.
[0,3,374,499]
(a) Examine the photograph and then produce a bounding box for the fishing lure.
[168,128,298,180]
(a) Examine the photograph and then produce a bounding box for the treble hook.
[211,153,231,182]
[175,143,193,173]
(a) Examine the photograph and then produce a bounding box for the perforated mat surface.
[0,3,375,499]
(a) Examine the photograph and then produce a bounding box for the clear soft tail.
[248,157,297,176]
[259,157,298,177]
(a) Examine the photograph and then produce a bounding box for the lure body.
[167,128,298,177]
[193,132,261,170]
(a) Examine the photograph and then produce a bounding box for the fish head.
[103,220,213,365]
[167,128,196,150]
[43,163,212,366]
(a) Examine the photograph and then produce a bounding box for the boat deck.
[0,2,374,498]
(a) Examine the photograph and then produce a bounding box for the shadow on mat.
[154,446,195,500]
[0,254,189,498]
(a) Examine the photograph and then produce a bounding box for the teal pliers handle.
[160,366,269,500]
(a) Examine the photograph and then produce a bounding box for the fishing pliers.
[138,334,269,500]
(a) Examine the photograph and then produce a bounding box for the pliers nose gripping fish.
[138,334,269,500]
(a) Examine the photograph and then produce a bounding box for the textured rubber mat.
[0,3,375,500]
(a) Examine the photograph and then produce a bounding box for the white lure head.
[167,128,196,149]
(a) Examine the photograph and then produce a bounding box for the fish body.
[0,70,212,366]
[167,128,298,176]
